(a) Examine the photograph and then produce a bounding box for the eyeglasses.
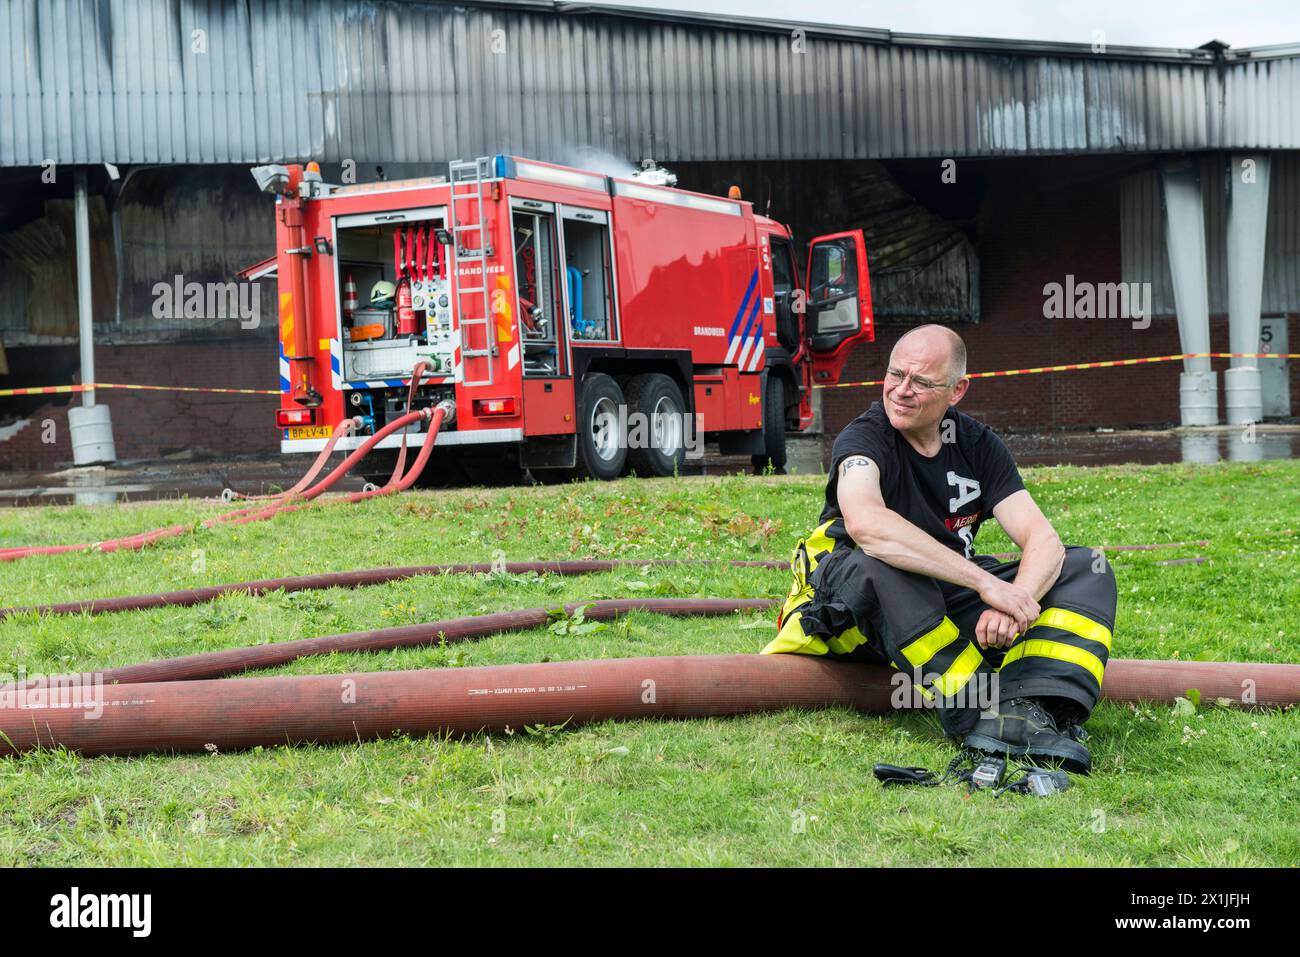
[885,368,954,393]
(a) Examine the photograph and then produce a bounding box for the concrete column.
[68,168,117,465]
[1225,152,1271,425]
[1160,158,1217,426]
[74,169,95,408]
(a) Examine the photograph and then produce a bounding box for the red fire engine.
[252,155,873,483]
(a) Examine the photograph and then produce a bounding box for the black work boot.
[963,697,1092,774]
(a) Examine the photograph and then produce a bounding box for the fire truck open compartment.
[332,207,455,387]
[510,201,618,378]
[559,209,616,342]
[511,202,568,378]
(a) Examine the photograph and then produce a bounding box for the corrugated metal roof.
[2,0,1298,167]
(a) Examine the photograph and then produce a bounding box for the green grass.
[1,460,1298,866]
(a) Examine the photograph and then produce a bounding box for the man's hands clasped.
[976,577,1041,649]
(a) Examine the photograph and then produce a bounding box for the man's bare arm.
[991,489,1065,601]
[837,456,1040,630]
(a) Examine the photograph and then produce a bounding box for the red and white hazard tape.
[819,351,1300,390]
[2,351,1294,398]
[0,382,279,398]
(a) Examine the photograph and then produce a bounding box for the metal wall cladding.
[0,167,277,344]
[2,0,1298,167]
[1121,153,1300,316]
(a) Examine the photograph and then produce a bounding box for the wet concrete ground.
[1,426,1296,507]
[1002,425,1300,467]
[723,426,1300,474]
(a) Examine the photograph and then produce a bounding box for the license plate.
[287,426,333,440]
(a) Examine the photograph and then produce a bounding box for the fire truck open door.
[805,229,874,386]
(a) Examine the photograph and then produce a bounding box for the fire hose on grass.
[0,543,1207,620]
[1,597,1296,758]
[0,560,785,620]
[219,414,363,502]
[4,598,776,686]
[0,365,449,563]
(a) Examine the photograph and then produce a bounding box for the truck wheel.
[625,373,687,477]
[752,375,788,475]
[574,373,627,481]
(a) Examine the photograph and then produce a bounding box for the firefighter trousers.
[761,520,1118,736]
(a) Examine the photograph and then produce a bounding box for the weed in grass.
[546,604,608,638]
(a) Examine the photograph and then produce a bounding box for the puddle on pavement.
[1004,429,1300,467]
[0,461,367,508]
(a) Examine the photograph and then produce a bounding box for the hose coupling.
[434,398,456,426]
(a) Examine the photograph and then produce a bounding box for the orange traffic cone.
[343,272,358,322]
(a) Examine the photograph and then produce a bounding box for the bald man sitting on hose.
[764,324,1118,773]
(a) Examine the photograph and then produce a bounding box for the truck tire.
[574,373,627,481]
[752,374,788,474]
[625,373,687,478]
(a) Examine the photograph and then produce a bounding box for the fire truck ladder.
[449,157,496,387]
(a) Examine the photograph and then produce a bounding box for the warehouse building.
[1,0,1297,468]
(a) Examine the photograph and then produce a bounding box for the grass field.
[1,459,1298,866]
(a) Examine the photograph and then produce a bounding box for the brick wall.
[1,338,277,470]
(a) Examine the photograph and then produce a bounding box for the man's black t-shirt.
[821,401,1025,558]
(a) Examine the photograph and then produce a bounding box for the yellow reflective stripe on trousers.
[900,616,960,668]
[929,642,984,697]
[826,625,868,656]
[1000,638,1106,687]
[1032,607,1113,651]
[761,611,830,656]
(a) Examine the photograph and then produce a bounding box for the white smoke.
[559,146,639,179]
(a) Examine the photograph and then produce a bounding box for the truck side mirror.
[804,230,874,386]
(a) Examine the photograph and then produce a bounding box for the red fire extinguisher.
[396,279,416,337]
[395,226,417,337]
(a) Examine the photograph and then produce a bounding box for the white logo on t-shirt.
[947,471,981,513]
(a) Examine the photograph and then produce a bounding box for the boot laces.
[1009,697,1059,732]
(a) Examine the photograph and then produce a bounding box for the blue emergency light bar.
[494,155,608,193]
